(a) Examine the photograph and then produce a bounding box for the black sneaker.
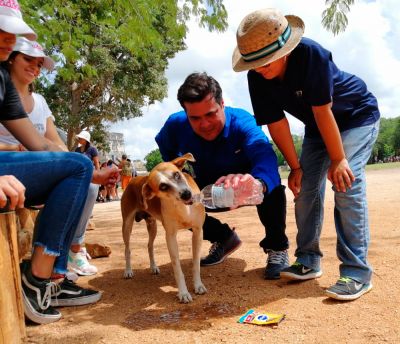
[325,277,373,301]
[51,277,102,307]
[20,261,62,324]
[280,262,322,280]
[200,230,242,266]
[264,249,290,280]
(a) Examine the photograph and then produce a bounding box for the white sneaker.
[68,247,98,276]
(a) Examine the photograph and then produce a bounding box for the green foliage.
[20,0,228,149]
[373,117,400,161]
[272,134,303,166]
[321,0,355,35]
[144,149,163,171]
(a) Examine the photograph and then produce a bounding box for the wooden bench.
[0,208,38,344]
[0,211,26,344]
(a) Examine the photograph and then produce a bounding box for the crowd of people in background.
[96,154,136,202]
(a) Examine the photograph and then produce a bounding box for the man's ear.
[171,153,196,170]
[141,182,155,209]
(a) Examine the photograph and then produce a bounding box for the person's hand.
[215,173,253,189]
[288,167,303,198]
[327,158,355,192]
[215,173,263,208]
[92,167,120,187]
[0,175,26,210]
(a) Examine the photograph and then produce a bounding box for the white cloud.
[112,0,400,160]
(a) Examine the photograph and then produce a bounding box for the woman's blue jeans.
[295,121,379,284]
[0,151,93,274]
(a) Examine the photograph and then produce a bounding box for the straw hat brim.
[232,15,304,72]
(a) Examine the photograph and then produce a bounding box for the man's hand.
[0,175,26,210]
[327,158,355,192]
[215,173,264,208]
[92,167,120,186]
[288,167,303,198]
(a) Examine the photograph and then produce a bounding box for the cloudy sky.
[111,0,400,160]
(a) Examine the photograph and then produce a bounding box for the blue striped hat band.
[241,24,291,62]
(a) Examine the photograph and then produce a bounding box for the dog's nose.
[180,189,192,201]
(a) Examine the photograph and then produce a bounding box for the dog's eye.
[159,183,169,191]
[174,172,181,180]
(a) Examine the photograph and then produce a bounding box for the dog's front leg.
[192,226,207,295]
[165,229,192,303]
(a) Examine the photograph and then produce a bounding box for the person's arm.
[2,117,63,151]
[312,103,355,192]
[44,118,68,151]
[0,142,21,151]
[267,118,302,197]
[93,155,100,170]
[0,175,25,210]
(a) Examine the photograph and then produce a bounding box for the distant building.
[132,159,148,176]
[98,132,125,162]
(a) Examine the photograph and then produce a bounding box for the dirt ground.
[26,167,400,344]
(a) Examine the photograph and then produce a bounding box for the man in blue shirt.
[155,72,289,279]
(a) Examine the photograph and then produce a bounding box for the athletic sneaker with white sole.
[51,277,102,307]
[68,247,98,276]
[280,262,323,280]
[20,260,62,324]
[264,249,290,280]
[325,277,373,301]
[200,230,242,266]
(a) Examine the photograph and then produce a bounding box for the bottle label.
[211,185,234,208]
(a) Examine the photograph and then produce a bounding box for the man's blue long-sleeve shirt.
[155,106,281,193]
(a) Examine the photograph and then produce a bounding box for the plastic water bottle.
[193,179,264,209]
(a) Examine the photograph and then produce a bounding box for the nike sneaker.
[280,262,322,280]
[325,277,372,301]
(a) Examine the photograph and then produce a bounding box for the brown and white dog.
[120,153,207,303]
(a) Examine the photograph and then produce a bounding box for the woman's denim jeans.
[0,151,93,274]
[72,183,99,245]
[295,121,379,284]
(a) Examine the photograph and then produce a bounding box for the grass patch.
[279,161,400,180]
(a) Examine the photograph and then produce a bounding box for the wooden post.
[0,211,26,344]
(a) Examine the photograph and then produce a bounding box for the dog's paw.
[194,283,207,295]
[150,265,160,275]
[177,291,193,303]
[124,269,134,279]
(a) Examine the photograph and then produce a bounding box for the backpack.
[121,161,133,176]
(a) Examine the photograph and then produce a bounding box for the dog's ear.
[171,153,196,170]
[141,182,155,209]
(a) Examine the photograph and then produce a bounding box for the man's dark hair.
[177,72,223,110]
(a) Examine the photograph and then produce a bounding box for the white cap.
[76,130,91,143]
[0,0,37,40]
[13,37,55,70]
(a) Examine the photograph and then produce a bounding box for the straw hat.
[232,8,304,72]
[13,37,55,70]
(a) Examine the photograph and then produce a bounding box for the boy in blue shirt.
[156,72,289,279]
[233,8,380,300]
